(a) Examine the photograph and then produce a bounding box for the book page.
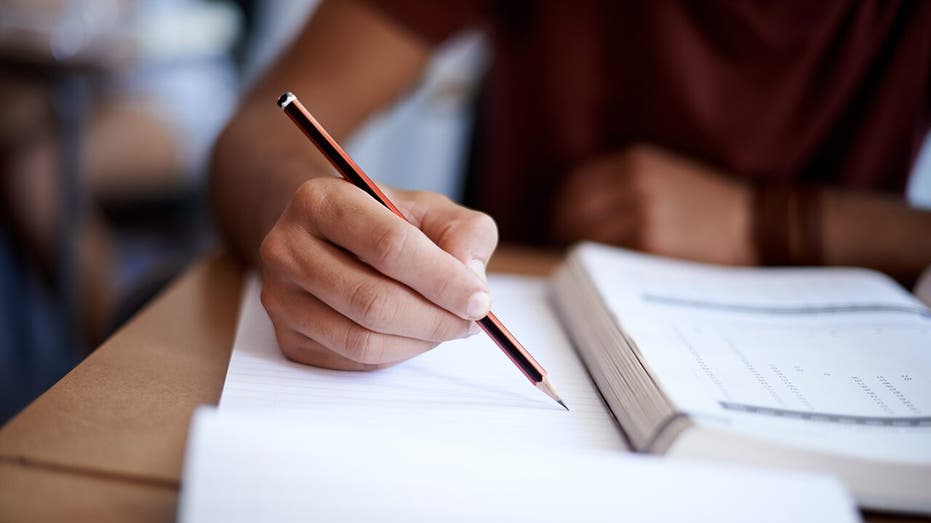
[220,274,625,451]
[577,244,931,462]
[179,406,859,523]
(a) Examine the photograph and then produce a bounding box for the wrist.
[729,180,758,266]
[751,183,823,266]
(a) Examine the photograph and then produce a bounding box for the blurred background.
[1,0,930,423]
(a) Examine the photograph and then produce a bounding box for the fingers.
[582,210,640,246]
[270,322,383,371]
[402,190,498,281]
[297,178,492,320]
[261,229,474,342]
[260,177,498,372]
[553,161,640,245]
[262,279,436,367]
[556,184,624,239]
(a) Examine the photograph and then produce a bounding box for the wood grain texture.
[0,461,177,523]
[0,252,242,483]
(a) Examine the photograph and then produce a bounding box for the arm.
[211,0,497,370]
[821,189,931,285]
[211,0,430,264]
[553,144,931,285]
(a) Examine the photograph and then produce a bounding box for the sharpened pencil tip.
[536,376,568,411]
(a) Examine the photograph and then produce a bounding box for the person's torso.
[466,0,931,245]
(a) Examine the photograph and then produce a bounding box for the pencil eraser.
[277,92,296,109]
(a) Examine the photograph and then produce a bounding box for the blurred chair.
[0,0,240,422]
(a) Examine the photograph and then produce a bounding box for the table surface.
[0,247,922,522]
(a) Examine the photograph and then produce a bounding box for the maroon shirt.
[366,0,931,245]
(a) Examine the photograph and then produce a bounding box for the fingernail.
[469,259,487,283]
[466,291,491,320]
[468,322,481,336]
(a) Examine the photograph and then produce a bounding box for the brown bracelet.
[753,184,823,266]
[796,187,823,266]
[753,184,793,266]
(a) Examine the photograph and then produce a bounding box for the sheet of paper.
[178,406,860,523]
[577,243,931,462]
[220,274,625,451]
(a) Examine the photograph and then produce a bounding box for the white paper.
[220,274,626,451]
[178,407,860,523]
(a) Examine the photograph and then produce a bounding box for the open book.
[552,243,931,514]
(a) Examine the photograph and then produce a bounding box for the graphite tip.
[536,376,568,411]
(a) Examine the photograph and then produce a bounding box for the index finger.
[302,179,491,321]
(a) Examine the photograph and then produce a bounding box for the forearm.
[208,0,430,266]
[821,188,931,285]
[209,103,329,266]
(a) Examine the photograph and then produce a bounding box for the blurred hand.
[553,144,755,265]
[259,177,498,370]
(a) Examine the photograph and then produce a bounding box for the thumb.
[398,191,498,282]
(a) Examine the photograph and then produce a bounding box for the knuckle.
[294,178,329,217]
[429,315,466,342]
[397,189,431,219]
[617,147,639,171]
[347,280,392,329]
[259,285,275,313]
[258,231,281,265]
[410,190,436,205]
[435,210,498,257]
[634,217,657,252]
[279,340,306,364]
[371,223,410,267]
[433,220,458,251]
[343,326,382,364]
[467,211,498,245]
[431,270,453,300]
[623,143,655,172]
[259,229,298,274]
[626,142,649,158]
[413,190,450,208]
[569,161,597,182]
[271,326,305,363]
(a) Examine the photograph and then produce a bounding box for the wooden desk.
[0,248,921,522]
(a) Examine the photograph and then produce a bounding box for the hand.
[259,177,498,370]
[553,144,756,265]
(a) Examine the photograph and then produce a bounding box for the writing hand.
[259,177,498,370]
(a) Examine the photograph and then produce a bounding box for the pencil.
[277,91,567,411]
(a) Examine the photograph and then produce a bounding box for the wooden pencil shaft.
[477,314,544,383]
[277,92,550,388]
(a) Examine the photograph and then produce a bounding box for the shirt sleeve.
[361,0,491,45]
